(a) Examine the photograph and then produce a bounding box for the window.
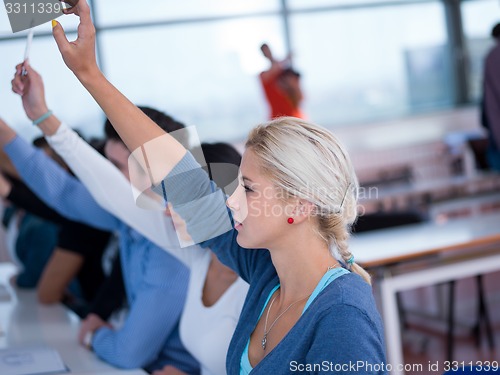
[290,2,449,126]
[288,0,427,10]
[95,0,279,26]
[0,0,495,141]
[0,29,103,138]
[100,17,285,141]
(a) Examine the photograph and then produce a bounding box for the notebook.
[0,347,68,375]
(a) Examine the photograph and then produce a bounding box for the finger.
[11,78,24,95]
[60,0,79,15]
[75,0,92,24]
[15,63,23,75]
[22,62,39,80]
[21,58,29,76]
[75,1,95,39]
[52,20,70,55]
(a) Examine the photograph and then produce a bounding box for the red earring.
[287,217,294,224]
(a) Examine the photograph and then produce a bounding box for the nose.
[226,184,243,211]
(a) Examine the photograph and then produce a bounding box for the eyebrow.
[242,176,254,183]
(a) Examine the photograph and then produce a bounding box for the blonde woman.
[39,2,387,373]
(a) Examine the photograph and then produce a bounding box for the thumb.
[23,61,38,79]
[51,20,70,54]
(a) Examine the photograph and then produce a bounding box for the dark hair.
[88,137,107,156]
[32,136,49,149]
[281,67,301,78]
[104,106,187,144]
[200,142,241,166]
[197,143,241,188]
[492,23,500,39]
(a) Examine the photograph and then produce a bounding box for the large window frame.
[0,0,492,139]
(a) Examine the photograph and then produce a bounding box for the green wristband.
[32,110,53,125]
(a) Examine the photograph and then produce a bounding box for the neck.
[268,231,338,304]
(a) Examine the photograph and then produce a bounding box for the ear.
[290,200,316,224]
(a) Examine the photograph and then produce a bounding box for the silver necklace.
[327,263,340,271]
[261,263,340,351]
[262,291,309,350]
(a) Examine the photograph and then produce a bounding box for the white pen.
[22,27,35,76]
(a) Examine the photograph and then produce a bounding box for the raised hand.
[52,0,100,82]
[11,63,49,121]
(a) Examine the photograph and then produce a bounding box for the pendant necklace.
[261,263,339,351]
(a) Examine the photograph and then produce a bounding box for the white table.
[350,212,500,375]
[0,263,146,375]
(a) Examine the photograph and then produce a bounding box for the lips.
[234,220,243,230]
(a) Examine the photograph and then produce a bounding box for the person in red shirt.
[259,43,305,120]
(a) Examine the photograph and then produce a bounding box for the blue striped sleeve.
[91,247,191,370]
[3,135,119,231]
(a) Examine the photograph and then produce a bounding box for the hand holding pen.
[12,63,49,122]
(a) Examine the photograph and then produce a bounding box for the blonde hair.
[246,117,371,284]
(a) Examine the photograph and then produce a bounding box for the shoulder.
[304,274,386,363]
[312,272,383,332]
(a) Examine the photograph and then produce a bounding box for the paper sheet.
[0,347,68,375]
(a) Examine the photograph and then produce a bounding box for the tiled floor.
[397,271,500,374]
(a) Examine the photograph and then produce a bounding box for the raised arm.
[43,2,233,245]
[46,1,184,183]
[0,173,71,225]
[42,1,268,279]
[0,120,118,232]
[45,123,195,266]
[11,61,195,265]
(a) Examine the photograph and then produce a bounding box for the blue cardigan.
[157,152,387,374]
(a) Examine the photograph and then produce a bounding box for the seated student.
[0,173,112,315]
[43,3,387,373]
[0,143,111,316]
[0,114,197,372]
[0,143,59,289]
[11,65,249,375]
[1,198,59,289]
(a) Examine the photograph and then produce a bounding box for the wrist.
[32,110,53,126]
[29,107,50,122]
[83,330,95,351]
[77,67,103,87]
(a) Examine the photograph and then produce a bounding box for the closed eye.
[242,184,253,193]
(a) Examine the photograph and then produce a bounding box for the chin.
[236,232,266,250]
[236,232,256,249]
